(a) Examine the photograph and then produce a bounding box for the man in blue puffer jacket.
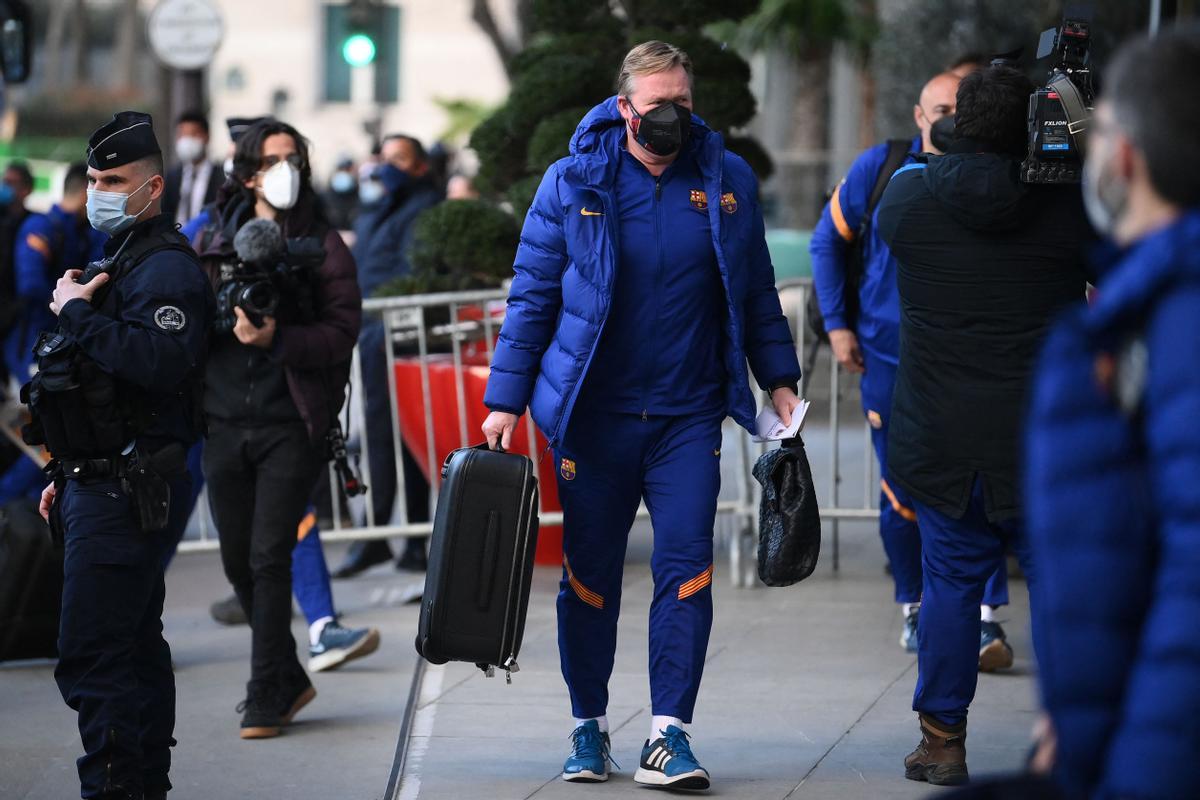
[1025,28,1200,799]
[482,41,802,791]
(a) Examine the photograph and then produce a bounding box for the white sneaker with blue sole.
[308,620,381,672]
[635,725,710,790]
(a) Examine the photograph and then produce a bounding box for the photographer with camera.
[193,119,363,739]
[1024,27,1200,798]
[875,64,1091,784]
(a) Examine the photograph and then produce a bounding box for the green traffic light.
[342,33,376,67]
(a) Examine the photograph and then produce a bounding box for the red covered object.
[392,356,564,565]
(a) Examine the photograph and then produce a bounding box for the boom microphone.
[233,217,285,266]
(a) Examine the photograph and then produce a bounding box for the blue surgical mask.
[87,177,154,235]
[377,163,412,195]
[0,183,13,206]
[330,171,356,194]
[358,179,386,205]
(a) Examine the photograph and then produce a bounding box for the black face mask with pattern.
[627,99,691,156]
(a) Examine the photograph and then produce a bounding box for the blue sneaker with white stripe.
[635,725,710,790]
[562,720,614,782]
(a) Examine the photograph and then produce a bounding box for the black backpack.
[806,139,911,343]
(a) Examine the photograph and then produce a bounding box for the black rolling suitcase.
[416,444,539,681]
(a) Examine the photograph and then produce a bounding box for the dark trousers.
[911,477,1035,726]
[555,410,723,722]
[204,421,321,691]
[360,321,431,527]
[55,473,190,798]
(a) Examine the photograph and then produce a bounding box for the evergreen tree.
[472,0,768,218]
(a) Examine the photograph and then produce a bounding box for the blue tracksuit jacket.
[810,135,920,383]
[578,141,726,416]
[1025,209,1200,799]
[484,97,800,440]
[4,205,106,379]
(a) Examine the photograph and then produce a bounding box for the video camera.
[1016,7,1097,184]
[215,218,324,334]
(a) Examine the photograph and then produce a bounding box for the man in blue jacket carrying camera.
[482,40,802,791]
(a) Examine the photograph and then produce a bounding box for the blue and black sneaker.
[562,719,615,783]
[635,725,710,791]
[978,620,1014,672]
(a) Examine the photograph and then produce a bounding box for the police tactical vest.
[20,226,198,459]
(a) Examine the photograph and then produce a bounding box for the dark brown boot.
[904,713,969,786]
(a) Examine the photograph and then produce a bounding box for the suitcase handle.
[441,442,506,478]
[476,510,500,611]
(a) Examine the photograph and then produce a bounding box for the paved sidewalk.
[2,522,1036,800]
[399,526,1037,800]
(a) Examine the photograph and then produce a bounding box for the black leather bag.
[753,436,821,587]
[416,444,539,680]
[0,499,63,661]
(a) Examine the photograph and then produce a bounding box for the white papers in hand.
[753,399,811,443]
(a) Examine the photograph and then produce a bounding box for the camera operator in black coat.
[875,65,1091,784]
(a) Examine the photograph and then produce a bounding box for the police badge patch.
[154,306,187,331]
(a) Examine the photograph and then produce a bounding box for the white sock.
[309,615,334,647]
[651,715,684,739]
[902,602,920,616]
[574,715,608,733]
[980,606,996,623]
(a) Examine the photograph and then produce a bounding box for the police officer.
[482,41,802,790]
[28,111,213,800]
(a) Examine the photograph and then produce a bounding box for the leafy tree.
[471,0,769,201]
[426,0,769,288]
[872,0,1153,140]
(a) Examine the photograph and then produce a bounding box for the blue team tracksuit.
[810,138,1007,609]
[485,98,800,722]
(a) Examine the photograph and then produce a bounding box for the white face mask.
[175,135,206,164]
[87,177,154,235]
[1082,138,1128,238]
[260,161,301,211]
[223,157,235,178]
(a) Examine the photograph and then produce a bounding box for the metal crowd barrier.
[178,278,882,586]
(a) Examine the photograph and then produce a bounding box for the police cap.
[87,111,160,170]
[226,116,271,144]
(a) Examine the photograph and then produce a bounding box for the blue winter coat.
[483,98,800,441]
[1025,209,1200,799]
[3,205,106,380]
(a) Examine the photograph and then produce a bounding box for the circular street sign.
[147,0,224,71]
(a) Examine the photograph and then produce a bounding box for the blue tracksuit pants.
[911,477,1036,726]
[554,409,723,723]
[863,358,1007,607]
